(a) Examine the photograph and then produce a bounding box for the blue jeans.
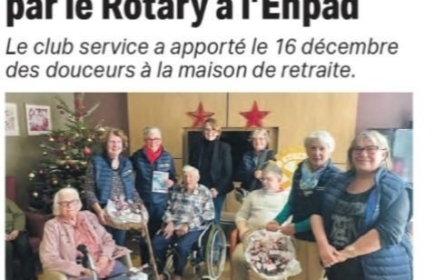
[152,230,202,277]
[213,194,226,224]
[105,226,127,246]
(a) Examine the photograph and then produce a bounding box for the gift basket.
[244,229,301,280]
[104,198,148,231]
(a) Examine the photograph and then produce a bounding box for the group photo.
[5,92,413,280]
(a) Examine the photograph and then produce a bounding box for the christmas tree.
[28,93,105,214]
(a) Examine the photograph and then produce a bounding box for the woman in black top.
[188,118,233,223]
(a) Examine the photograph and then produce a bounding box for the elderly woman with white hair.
[152,165,215,280]
[236,128,276,197]
[130,126,177,266]
[266,130,341,280]
[39,188,130,280]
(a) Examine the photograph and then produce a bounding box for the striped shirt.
[163,184,215,230]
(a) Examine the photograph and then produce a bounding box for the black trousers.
[5,232,37,280]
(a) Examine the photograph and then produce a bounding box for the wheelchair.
[160,223,227,280]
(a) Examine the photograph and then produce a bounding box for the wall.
[5,93,74,207]
[127,93,359,175]
[356,92,413,133]
[83,93,129,143]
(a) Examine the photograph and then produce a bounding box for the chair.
[41,253,134,280]
[163,224,227,280]
[6,175,49,279]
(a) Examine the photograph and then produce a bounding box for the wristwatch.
[344,245,357,258]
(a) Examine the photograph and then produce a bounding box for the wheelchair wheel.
[204,225,227,279]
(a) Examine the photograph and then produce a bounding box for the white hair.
[143,126,162,139]
[261,162,283,180]
[304,130,335,152]
[182,165,200,179]
[52,187,82,216]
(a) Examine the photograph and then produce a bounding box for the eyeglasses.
[58,199,79,207]
[352,145,385,155]
[146,138,161,142]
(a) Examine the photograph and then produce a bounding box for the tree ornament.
[29,172,35,179]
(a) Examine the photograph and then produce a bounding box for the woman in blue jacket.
[236,128,276,196]
[130,126,177,265]
[311,130,412,280]
[84,127,142,246]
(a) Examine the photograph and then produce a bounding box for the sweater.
[235,188,290,229]
[5,199,25,234]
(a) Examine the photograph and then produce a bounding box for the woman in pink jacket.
[39,187,130,279]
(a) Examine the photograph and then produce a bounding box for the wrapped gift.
[105,198,148,230]
[244,229,301,280]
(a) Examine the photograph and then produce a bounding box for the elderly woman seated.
[39,187,131,280]
[152,165,215,280]
[231,163,290,280]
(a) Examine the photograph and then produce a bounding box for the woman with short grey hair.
[130,125,177,266]
[266,130,341,280]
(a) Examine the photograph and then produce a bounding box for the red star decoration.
[240,101,270,128]
[187,102,215,128]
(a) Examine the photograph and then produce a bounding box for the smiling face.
[106,133,123,158]
[252,136,268,152]
[351,137,387,174]
[203,122,220,142]
[305,138,332,171]
[183,170,199,191]
[144,129,162,152]
[58,191,80,219]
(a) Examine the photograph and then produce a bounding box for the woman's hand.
[6,230,19,241]
[164,222,175,239]
[164,179,175,188]
[280,224,295,236]
[265,220,280,232]
[81,268,93,277]
[96,255,110,274]
[210,188,218,198]
[97,209,108,225]
[254,170,262,179]
[318,243,339,268]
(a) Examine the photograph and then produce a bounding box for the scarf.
[143,145,163,165]
[299,160,328,193]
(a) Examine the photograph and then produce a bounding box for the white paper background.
[0,0,434,279]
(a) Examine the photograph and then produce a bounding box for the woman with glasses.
[130,126,177,265]
[188,118,233,223]
[40,188,130,279]
[235,129,276,201]
[310,130,413,280]
[84,127,142,246]
[266,130,341,280]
